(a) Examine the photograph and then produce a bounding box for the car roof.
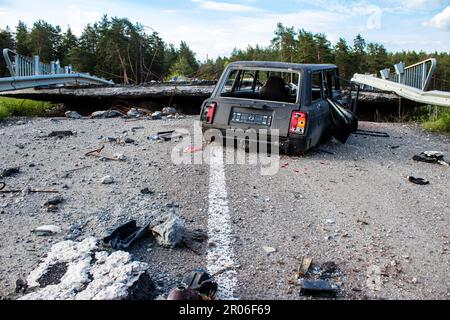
[227,61,337,72]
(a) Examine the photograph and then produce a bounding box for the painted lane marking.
[207,145,238,300]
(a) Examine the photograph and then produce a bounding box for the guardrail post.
[33,55,40,75]
[394,62,405,85]
[421,63,427,91]
[15,54,20,77]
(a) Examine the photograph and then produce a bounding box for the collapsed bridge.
[0,49,449,116]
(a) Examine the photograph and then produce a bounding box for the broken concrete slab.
[19,237,156,300]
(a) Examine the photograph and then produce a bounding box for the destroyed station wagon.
[200,61,358,154]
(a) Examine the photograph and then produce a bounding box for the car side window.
[311,72,323,102]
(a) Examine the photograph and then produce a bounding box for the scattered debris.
[263,246,277,254]
[15,279,28,294]
[149,131,186,143]
[151,211,185,248]
[148,135,163,142]
[113,153,127,161]
[184,146,204,153]
[140,188,154,195]
[0,182,59,194]
[65,111,82,119]
[357,218,369,225]
[300,279,339,298]
[32,225,62,236]
[19,237,156,300]
[407,176,429,185]
[297,256,313,278]
[101,176,114,185]
[0,167,20,178]
[86,146,123,161]
[43,195,64,212]
[127,108,143,118]
[168,269,218,300]
[353,129,390,138]
[48,131,74,138]
[152,111,162,120]
[43,195,64,207]
[162,107,177,116]
[413,151,449,166]
[90,110,124,119]
[64,166,92,175]
[182,269,218,299]
[103,220,152,250]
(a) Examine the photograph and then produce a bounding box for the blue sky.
[0,0,449,61]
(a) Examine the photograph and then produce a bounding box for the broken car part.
[328,98,359,144]
[300,279,339,298]
[413,151,449,166]
[181,269,218,300]
[103,220,152,250]
[353,129,390,138]
[407,176,429,185]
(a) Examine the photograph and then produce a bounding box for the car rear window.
[219,68,300,104]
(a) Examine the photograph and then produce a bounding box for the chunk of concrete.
[151,211,185,248]
[65,111,82,119]
[32,225,62,236]
[19,237,156,300]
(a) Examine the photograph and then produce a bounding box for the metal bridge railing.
[3,48,72,77]
[380,58,437,91]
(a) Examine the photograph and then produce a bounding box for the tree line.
[0,19,449,90]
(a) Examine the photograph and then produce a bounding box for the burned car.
[200,61,358,154]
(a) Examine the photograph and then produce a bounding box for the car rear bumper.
[201,124,311,153]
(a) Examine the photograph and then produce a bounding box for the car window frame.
[217,66,302,106]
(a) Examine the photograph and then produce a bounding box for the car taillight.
[204,102,216,124]
[289,111,307,135]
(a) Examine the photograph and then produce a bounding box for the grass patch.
[418,105,450,133]
[423,113,450,132]
[0,97,52,121]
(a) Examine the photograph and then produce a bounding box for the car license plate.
[231,112,272,126]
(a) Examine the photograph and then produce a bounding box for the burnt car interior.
[220,68,300,104]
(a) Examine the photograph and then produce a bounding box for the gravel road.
[0,116,448,300]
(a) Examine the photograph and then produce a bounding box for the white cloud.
[425,6,450,30]
[403,0,442,10]
[191,0,261,13]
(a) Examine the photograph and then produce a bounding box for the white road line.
[207,145,238,300]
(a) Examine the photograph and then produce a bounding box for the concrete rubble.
[151,210,185,248]
[20,237,155,300]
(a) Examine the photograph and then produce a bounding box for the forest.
[0,17,449,90]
